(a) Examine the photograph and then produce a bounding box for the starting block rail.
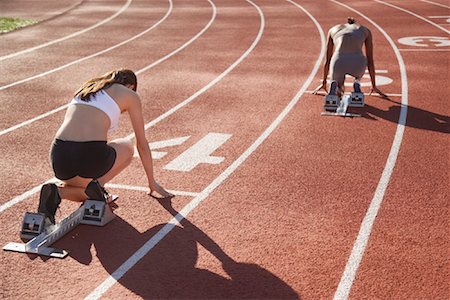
[3,198,116,259]
[321,93,364,118]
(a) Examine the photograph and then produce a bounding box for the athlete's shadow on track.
[63,199,299,299]
[353,97,449,134]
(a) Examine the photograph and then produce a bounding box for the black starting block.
[3,198,117,259]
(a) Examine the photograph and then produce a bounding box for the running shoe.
[85,180,109,202]
[329,80,338,95]
[37,183,61,224]
[353,81,362,93]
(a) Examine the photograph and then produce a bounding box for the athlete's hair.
[347,17,356,24]
[74,68,137,101]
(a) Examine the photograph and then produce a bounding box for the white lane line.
[85,1,325,298]
[105,183,199,197]
[0,0,173,91]
[374,0,450,34]
[330,1,408,300]
[419,0,450,9]
[0,0,210,138]
[0,104,69,137]
[0,0,133,62]
[0,0,241,213]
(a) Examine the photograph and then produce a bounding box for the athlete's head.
[347,17,356,24]
[74,68,137,101]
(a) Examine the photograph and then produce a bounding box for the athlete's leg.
[55,138,133,201]
[97,137,134,185]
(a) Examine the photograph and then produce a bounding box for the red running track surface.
[0,0,448,299]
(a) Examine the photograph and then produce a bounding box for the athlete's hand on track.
[369,86,388,99]
[312,80,328,95]
[148,180,174,199]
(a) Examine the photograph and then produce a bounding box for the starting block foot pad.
[324,94,340,110]
[20,212,46,241]
[349,92,365,107]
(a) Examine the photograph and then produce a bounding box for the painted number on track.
[134,132,231,172]
[398,36,450,47]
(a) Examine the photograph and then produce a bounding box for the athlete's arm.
[126,92,173,198]
[365,29,387,98]
[313,30,334,94]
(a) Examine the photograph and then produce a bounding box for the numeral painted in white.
[398,36,450,47]
[164,133,231,172]
[134,136,191,159]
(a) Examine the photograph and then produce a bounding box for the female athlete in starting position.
[38,69,173,224]
[313,17,386,98]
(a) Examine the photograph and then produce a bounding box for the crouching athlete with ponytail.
[38,69,173,224]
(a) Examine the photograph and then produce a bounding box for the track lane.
[0,0,132,62]
[0,0,167,88]
[0,0,127,57]
[333,1,449,299]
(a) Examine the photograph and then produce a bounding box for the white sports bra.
[70,90,121,132]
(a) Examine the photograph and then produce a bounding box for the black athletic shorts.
[50,139,117,180]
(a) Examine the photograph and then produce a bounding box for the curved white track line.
[85,1,325,298]
[0,0,218,138]
[374,0,450,34]
[330,1,408,300]
[0,0,133,62]
[0,0,172,92]
[419,0,450,9]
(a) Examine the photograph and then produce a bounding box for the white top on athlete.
[70,90,121,132]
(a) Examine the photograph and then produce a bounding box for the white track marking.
[0,0,217,137]
[164,133,231,172]
[419,0,450,9]
[0,0,173,91]
[374,0,450,34]
[0,0,133,62]
[85,1,325,298]
[0,104,69,137]
[330,1,408,300]
[105,183,199,197]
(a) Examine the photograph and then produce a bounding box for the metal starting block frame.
[321,94,363,117]
[3,198,116,259]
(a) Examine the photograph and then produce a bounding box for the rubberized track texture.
[0,0,448,299]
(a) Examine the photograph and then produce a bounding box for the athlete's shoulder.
[329,24,345,37]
